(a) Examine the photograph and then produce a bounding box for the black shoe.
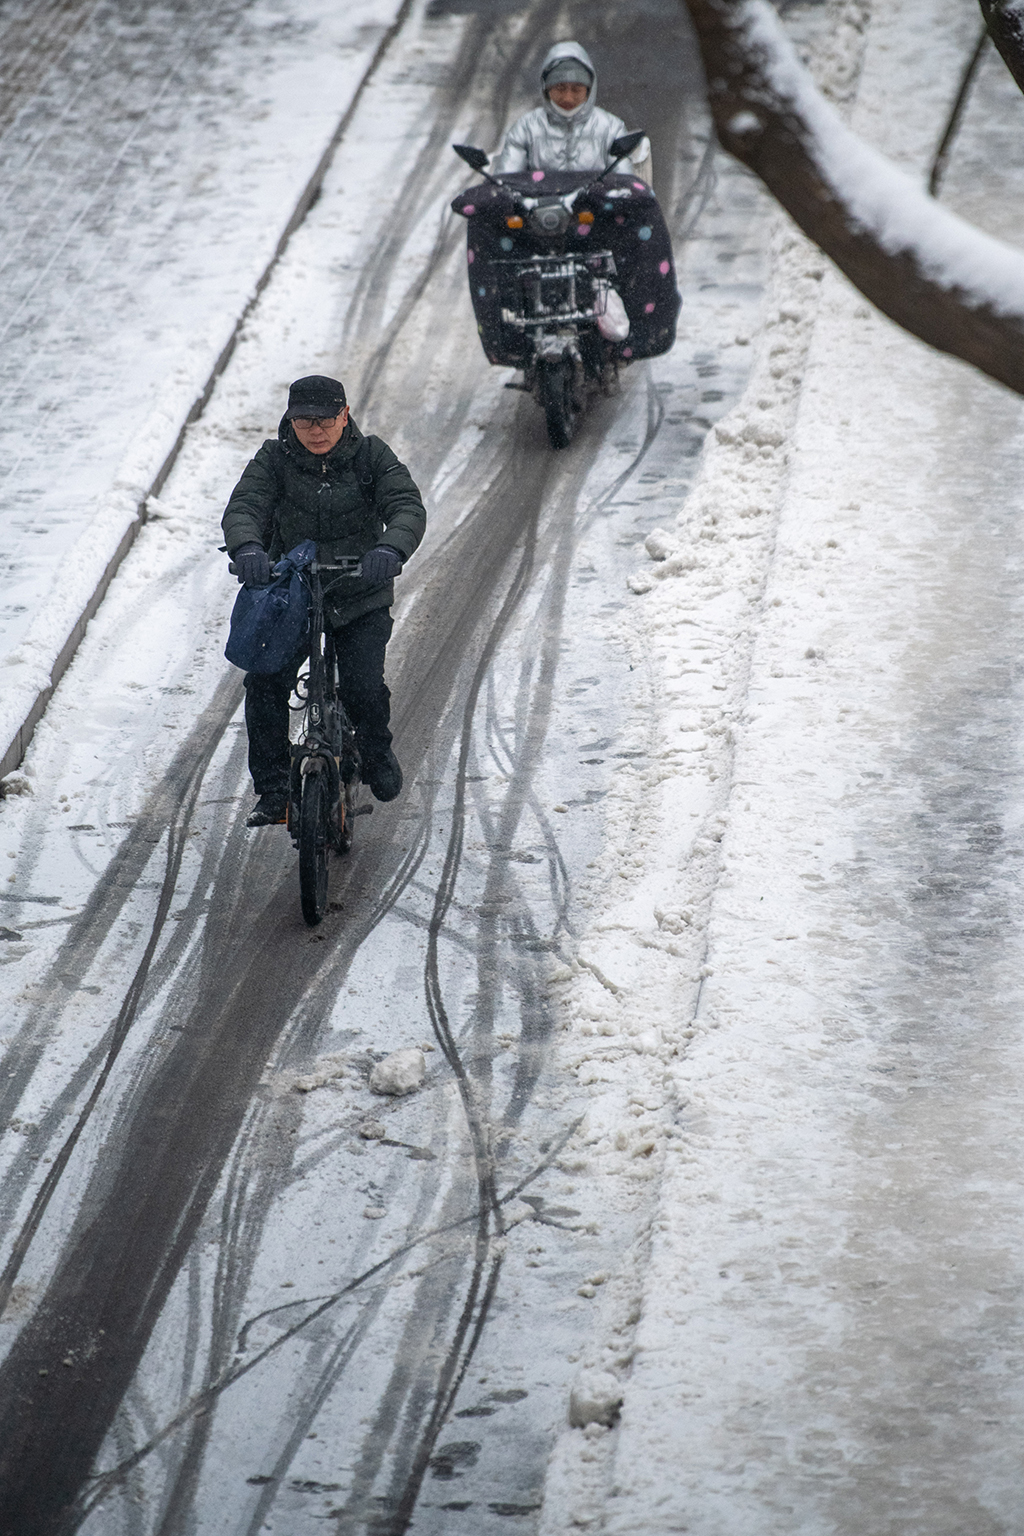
[246,792,288,827]
[362,747,402,803]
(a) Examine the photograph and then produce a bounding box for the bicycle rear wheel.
[298,759,331,926]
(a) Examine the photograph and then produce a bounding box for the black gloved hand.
[233,543,272,588]
[361,545,404,585]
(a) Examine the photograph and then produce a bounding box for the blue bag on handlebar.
[224,540,316,674]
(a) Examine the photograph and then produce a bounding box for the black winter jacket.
[221,416,426,628]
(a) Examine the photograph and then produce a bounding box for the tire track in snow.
[376,372,669,1524]
[0,1,705,1529]
[0,0,452,1329]
[0,0,416,783]
[70,1120,585,1529]
[0,396,567,1536]
[0,673,244,1286]
[0,0,103,140]
[308,373,669,1531]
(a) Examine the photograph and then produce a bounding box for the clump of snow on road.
[292,1054,349,1094]
[568,1369,623,1429]
[369,1048,426,1096]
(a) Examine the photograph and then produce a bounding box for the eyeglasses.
[292,415,342,429]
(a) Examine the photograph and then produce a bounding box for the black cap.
[284,374,347,420]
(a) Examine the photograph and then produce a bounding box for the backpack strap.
[264,442,287,556]
[350,433,377,512]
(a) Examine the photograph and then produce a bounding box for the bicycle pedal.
[350,804,374,817]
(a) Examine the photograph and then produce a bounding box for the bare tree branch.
[683,0,1024,397]
[979,0,1024,96]
[929,24,988,197]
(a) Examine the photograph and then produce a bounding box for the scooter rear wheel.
[298,758,331,926]
[540,358,577,449]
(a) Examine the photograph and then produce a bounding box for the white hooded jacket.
[492,41,650,180]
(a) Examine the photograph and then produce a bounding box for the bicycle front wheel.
[298,758,331,926]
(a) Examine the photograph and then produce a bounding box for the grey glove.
[233,542,271,588]
[361,545,404,585]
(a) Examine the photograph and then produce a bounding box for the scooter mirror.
[608,131,645,162]
[453,144,490,172]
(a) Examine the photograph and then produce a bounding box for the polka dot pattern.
[452,169,679,367]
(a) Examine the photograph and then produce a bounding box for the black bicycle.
[288,559,370,925]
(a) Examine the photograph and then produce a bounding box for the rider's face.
[547,81,589,112]
[291,406,349,454]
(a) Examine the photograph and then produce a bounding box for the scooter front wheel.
[298,758,331,926]
[539,358,577,449]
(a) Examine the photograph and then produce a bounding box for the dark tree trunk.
[979,0,1024,96]
[681,0,1024,399]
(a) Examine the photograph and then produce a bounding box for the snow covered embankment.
[534,1,1005,1525]
[563,3,1024,1533]
[0,0,409,783]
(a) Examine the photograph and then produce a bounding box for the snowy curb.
[0,0,414,784]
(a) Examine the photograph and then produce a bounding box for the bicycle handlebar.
[227,558,363,578]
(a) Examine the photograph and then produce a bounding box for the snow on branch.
[683,0,1024,396]
[980,1,1024,96]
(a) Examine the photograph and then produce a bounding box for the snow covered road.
[4,1,1024,1532]
[0,1,771,1531]
[0,0,407,778]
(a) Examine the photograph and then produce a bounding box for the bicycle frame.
[288,560,362,855]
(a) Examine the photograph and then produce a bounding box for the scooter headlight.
[529,204,571,237]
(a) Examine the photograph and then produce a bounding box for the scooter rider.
[222,375,426,827]
[492,40,652,183]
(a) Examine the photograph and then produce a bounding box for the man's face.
[548,81,589,112]
[291,406,349,454]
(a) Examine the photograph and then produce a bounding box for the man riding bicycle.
[222,374,426,827]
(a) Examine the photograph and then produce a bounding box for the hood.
[540,40,597,125]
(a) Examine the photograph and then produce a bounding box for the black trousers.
[244,607,394,796]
